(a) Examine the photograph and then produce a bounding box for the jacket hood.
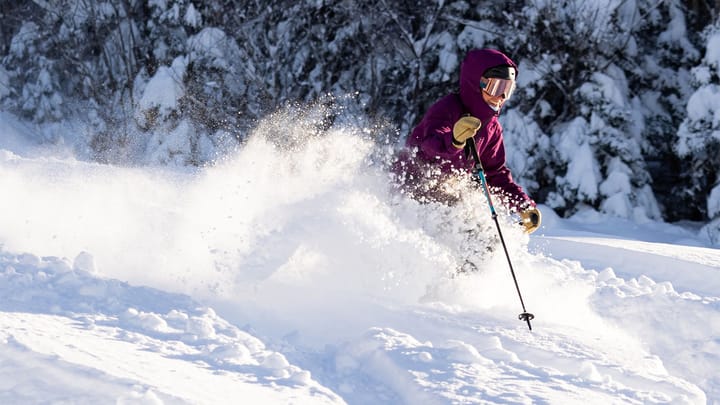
[459,49,518,120]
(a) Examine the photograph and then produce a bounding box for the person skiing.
[393,48,541,234]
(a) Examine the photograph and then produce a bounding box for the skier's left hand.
[520,207,541,234]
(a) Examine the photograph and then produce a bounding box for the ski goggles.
[480,77,516,99]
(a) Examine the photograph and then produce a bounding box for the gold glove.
[452,116,482,149]
[520,207,541,234]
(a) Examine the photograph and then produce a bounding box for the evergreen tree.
[675,21,720,243]
[1,0,718,226]
[630,0,704,221]
[497,0,665,219]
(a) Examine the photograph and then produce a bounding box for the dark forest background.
[1,0,719,240]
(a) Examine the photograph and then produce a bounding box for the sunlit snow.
[0,108,718,404]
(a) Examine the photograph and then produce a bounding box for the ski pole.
[466,139,535,330]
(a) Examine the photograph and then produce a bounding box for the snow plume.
[0,102,596,338]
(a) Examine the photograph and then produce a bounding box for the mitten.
[452,116,482,149]
[520,207,541,234]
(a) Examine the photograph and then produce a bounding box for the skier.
[393,48,541,234]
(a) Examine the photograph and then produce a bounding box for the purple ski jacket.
[396,49,535,210]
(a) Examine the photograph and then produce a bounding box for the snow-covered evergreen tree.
[500,0,666,219]
[0,0,717,224]
[676,22,720,244]
[3,20,63,122]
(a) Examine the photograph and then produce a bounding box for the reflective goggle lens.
[480,77,516,99]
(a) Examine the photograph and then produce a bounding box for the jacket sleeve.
[415,99,464,160]
[480,125,536,210]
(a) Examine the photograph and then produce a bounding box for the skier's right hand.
[452,116,482,148]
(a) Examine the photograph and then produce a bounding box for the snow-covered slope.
[0,111,718,404]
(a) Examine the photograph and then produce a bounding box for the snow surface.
[1,109,719,404]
